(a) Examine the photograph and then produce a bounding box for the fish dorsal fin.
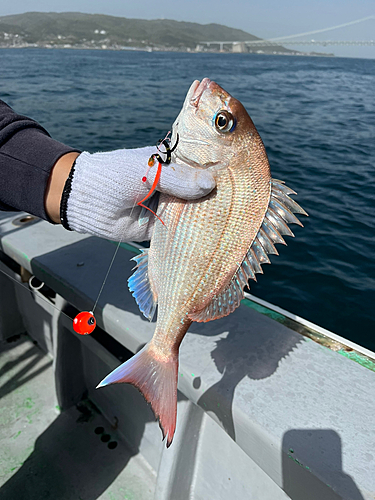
[190,179,307,323]
[128,249,157,321]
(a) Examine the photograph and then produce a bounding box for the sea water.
[1,49,374,350]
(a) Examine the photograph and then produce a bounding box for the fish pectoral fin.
[128,249,157,321]
[190,271,246,323]
[97,344,178,447]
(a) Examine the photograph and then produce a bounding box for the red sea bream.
[97,78,307,446]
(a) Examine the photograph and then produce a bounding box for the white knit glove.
[63,146,215,242]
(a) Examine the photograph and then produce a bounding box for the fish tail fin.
[96,343,178,447]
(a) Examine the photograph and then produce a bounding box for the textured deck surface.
[0,334,155,500]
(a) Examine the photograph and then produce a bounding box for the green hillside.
[0,12,293,53]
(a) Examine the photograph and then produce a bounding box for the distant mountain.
[0,12,295,54]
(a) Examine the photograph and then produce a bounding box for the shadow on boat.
[190,306,302,440]
[0,336,52,401]
[0,400,139,500]
[282,429,365,500]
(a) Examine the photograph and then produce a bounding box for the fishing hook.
[138,133,180,225]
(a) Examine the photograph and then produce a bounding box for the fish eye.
[214,111,235,133]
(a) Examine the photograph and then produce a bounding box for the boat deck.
[0,333,155,500]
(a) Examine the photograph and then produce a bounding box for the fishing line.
[74,141,172,334]
[90,176,145,316]
[73,175,147,334]
[91,242,121,316]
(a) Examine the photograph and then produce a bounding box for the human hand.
[62,146,216,242]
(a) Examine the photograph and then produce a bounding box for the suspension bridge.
[199,15,375,51]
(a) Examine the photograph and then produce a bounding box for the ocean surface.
[1,48,374,351]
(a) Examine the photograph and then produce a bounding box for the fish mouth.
[190,78,212,108]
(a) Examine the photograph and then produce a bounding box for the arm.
[0,99,80,220]
[44,151,80,223]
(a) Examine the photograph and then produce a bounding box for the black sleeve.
[0,99,81,221]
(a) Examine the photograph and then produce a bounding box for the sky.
[1,0,374,59]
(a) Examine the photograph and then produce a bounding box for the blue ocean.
[1,48,374,350]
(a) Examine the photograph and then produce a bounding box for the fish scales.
[151,164,270,322]
[97,78,307,447]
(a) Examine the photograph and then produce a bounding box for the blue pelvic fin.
[190,178,307,323]
[128,250,157,321]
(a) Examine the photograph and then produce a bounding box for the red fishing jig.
[73,311,96,335]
